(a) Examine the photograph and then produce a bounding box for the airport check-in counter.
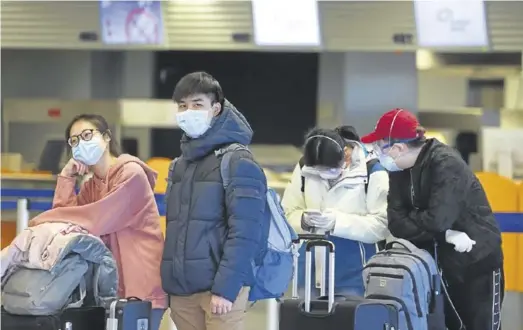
[1,173,58,248]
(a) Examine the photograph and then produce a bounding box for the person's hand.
[304,210,336,231]
[445,230,476,253]
[210,294,233,315]
[61,158,88,177]
[301,209,321,232]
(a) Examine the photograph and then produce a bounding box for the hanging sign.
[100,0,164,45]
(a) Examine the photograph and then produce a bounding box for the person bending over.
[361,108,504,330]
[282,126,390,296]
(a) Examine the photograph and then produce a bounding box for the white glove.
[445,230,476,253]
[302,210,336,231]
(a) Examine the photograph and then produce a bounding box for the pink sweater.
[30,155,167,309]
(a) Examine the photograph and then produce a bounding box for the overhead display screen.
[414,0,489,48]
[99,0,164,45]
[251,0,321,47]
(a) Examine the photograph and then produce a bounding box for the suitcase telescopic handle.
[304,239,335,315]
[291,234,328,299]
[305,239,335,252]
[292,233,328,243]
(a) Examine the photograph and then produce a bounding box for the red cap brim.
[361,131,381,144]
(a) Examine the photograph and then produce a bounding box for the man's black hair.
[302,128,345,168]
[172,71,225,108]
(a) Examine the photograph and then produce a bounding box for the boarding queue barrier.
[1,186,523,330]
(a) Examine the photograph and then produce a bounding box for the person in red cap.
[361,108,504,330]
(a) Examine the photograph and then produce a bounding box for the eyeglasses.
[372,141,389,156]
[374,137,417,156]
[68,129,100,147]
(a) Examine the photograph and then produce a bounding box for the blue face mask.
[176,109,212,138]
[379,154,402,172]
[72,137,106,165]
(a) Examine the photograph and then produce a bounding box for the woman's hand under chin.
[61,158,88,177]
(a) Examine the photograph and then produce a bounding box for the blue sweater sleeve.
[211,156,267,302]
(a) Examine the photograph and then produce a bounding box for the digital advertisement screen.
[99,0,164,45]
[414,0,489,48]
[252,0,321,47]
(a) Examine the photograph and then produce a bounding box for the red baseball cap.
[361,108,420,144]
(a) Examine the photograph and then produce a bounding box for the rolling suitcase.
[279,238,400,330]
[1,306,106,330]
[106,297,152,330]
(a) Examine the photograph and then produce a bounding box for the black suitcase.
[106,297,152,330]
[1,306,106,330]
[279,238,400,330]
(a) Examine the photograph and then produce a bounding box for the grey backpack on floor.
[362,239,446,330]
[2,254,89,315]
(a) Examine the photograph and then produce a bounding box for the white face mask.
[318,168,343,180]
[175,109,212,138]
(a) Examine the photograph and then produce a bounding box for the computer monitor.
[38,140,66,174]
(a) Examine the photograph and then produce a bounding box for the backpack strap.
[216,143,251,189]
[164,158,178,203]
[66,277,87,308]
[168,158,178,180]
[365,158,388,251]
[298,157,305,193]
[365,158,380,194]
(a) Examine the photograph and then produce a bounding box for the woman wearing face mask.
[281,126,390,296]
[30,114,167,330]
[361,109,504,330]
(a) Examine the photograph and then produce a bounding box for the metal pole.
[266,299,279,330]
[16,198,29,234]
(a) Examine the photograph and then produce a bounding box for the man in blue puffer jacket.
[161,72,268,330]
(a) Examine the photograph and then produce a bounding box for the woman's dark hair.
[303,128,345,168]
[335,125,360,142]
[65,114,122,157]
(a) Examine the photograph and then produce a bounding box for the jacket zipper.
[368,272,403,280]
[409,170,418,210]
[364,263,423,317]
[366,293,413,330]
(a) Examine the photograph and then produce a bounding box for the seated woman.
[282,126,390,296]
[30,114,167,330]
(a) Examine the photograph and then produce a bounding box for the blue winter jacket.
[161,101,267,303]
